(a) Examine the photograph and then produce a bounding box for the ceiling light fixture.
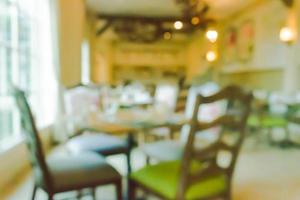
[174,21,183,30]
[206,29,218,43]
[191,17,200,25]
[163,32,172,40]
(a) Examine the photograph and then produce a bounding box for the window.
[0,0,57,147]
[81,40,91,84]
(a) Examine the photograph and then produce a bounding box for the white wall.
[187,1,300,92]
[58,0,86,87]
[219,1,288,69]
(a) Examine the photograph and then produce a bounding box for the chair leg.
[284,126,290,141]
[31,185,37,200]
[267,128,274,145]
[128,179,136,200]
[48,194,54,200]
[91,188,96,200]
[126,132,135,174]
[76,190,82,199]
[146,156,150,165]
[126,151,132,174]
[225,192,231,200]
[116,180,122,200]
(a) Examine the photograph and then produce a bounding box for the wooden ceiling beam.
[96,20,112,36]
[281,0,294,8]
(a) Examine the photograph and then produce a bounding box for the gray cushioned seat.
[66,132,129,155]
[141,140,184,161]
[142,131,219,161]
[148,127,170,137]
[47,152,120,192]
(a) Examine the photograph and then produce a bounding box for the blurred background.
[1,0,300,199]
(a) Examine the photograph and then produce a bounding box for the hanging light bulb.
[191,17,200,25]
[279,7,297,44]
[163,32,172,40]
[206,29,218,43]
[174,21,183,30]
[280,26,295,43]
[206,51,217,62]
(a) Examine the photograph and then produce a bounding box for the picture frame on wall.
[223,26,238,64]
[237,20,255,62]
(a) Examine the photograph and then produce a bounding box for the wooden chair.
[247,92,289,146]
[174,79,190,113]
[129,85,253,200]
[64,84,133,173]
[13,87,122,200]
[142,83,225,162]
[146,79,191,141]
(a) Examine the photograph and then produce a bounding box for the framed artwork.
[223,26,238,64]
[237,20,255,62]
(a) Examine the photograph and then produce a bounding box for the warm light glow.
[280,26,296,43]
[206,29,218,43]
[174,21,183,30]
[206,51,217,62]
[279,8,298,44]
[191,17,200,25]
[163,32,172,40]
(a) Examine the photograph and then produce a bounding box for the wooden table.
[86,109,187,135]
[118,99,154,109]
[250,98,300,148]
[86,109,187,198]
[278,102,300,148]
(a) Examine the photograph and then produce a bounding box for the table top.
[87,109,187,134]
[118,98,154,108]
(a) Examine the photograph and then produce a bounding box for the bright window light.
[81,40,90,84]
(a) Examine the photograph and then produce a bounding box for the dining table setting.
[86,103,188,136]
[65,82,188,140]
[250,90,300,148]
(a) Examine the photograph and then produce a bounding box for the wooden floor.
[2,136,300,200]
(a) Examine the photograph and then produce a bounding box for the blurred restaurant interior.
[1,0,300,199]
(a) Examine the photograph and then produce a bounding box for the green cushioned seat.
[247,115,260,127]
[261,116,287,128]
[247,115,287,128]
[131,161,226,200]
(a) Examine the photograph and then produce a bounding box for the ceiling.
[205,0,257,19]
[86,0,258,42]
[86,0,182,18]
[86,0,257,19]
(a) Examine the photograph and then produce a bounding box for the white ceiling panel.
[86,0,182,17]
[205,0,258,19]
[86,0,258,19]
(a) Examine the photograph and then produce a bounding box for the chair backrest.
[144,83,156,98]
[63,84,101,135]
[176,85,253,199]
[179,82,225,143]
[13,87,52,192]
[175,83,190,113]
[154,84,178,110]
[64,84,100,116]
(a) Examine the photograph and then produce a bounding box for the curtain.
[48,0,69,143]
